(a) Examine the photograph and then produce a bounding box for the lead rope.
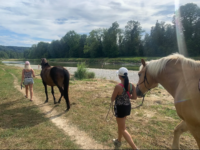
[131,96,145,109]
[105,101,114,121]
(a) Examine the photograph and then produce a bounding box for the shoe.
[113,139,121,147]
[30,99,33,101]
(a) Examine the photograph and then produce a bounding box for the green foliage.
[87,72,95,78]
[0,45,26,59]
[74,62,88,79]
[173,3,200,56]
[74,62,95,79]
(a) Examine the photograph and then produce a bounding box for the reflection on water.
[2,60,140,70]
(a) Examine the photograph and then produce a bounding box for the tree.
[173,3,200,56]
[0,51,9,58]
[102,22,120,57]
[79,34,87,57]
[143,21,177,56]
[123,20,143,56]
[84,29,103,58]
[62,31,80,57]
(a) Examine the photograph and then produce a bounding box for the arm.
[32,69,35,78]
[130,83,137,100]
[111,85,119,102]
[21,70,24,85]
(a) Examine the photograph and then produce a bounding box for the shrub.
[74,62,88,80]
[74,62,95,80]
[87,72,95,78]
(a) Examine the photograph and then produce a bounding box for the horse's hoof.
[66,108,70,111]
[44,101,48,103]
[54,102,57,104]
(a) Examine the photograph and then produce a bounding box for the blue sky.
[0,0,200,47]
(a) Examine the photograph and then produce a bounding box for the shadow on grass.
[0,99,48,129]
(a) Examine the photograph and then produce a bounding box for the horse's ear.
[141,59,146,67]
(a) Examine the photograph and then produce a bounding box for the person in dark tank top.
[111,67,138,149]
[21,61,35,101]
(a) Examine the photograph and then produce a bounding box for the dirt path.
[10,73,109,149]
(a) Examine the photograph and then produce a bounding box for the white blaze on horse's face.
[136,59,158,96]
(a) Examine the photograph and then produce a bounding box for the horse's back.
[41,66,69,87]
[41,66,56,86]
[50,66,69,87]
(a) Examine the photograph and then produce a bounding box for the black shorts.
[114,104,131,118]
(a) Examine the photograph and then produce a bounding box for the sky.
[0,0,200,47]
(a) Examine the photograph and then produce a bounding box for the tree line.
[21,3,200,58]
[0,46,29,59]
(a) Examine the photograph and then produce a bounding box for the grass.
[0,65,79,149]
[0,64,198,149]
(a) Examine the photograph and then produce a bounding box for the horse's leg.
[63,70,70,111]
[42,80,48,103]
[186,124,200,148]
[51,86,57,104]
[57,87,63,103]
[172,120,188,149]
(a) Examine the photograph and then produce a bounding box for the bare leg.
[116,117,138,149]
[25,85,28,98]
[29,84,33,100]
[172,120,188,149]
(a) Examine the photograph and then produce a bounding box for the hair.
[24,64,31,69]
[122,73,129,92]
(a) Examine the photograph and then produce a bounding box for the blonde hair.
[24,64,31,69]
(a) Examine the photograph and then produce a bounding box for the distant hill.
[0,45,30,52]
[0,45,30,58]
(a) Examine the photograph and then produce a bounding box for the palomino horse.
[136,53,200,149]
[40,58,70,110]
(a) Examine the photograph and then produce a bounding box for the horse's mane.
[44,62,50,67]
[41,62,50,69]
[140,53,200,78]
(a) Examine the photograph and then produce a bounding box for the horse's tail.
[63,68,70,110]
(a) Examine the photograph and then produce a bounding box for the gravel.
[5,64,139,84]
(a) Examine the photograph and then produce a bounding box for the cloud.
[0,0,200,47]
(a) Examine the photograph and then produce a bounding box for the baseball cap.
[116,67,128,76]
[25,61,30,65]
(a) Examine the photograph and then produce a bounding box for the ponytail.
[122,73,129,92]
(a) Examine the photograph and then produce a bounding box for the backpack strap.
[118,83,131,98]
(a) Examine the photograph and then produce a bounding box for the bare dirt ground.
[10,72,109,149]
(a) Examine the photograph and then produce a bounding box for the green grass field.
[0,65,79,149]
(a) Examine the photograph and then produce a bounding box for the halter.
[132,67,151,109]
[137,67,151,91]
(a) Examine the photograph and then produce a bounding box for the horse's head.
[41,58,49,69]
[136,59,158,97]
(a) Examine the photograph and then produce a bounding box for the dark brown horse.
[40,58,70,110]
